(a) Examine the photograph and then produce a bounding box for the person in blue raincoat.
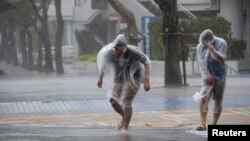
[96,34,151,135]
[195,29,227,131]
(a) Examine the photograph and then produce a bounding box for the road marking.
[186,130,207,138]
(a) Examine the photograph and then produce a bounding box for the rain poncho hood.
[112,34,127,49]
[199,29,215,43]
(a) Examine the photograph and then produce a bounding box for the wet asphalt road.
[0,126,207,141]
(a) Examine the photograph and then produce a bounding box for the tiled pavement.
[0,96,250,129]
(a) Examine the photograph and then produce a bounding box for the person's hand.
[144,79,150,91]
[97,78,103,88]
[204,41,214,50]
[206,76,214,85]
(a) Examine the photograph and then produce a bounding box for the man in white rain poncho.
[96,34,151,135]
[194,29,227,131]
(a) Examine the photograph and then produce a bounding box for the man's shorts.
[111,81,140,107]
[211,77,226,104]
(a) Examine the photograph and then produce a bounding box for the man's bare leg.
[212,101,222,125]
[122,106,132,135]
[110,99,124,128]
[197,96,208,130]
[121,84,138,135]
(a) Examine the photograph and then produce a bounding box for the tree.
[20,27,28,67]
[54,0,64,74]
[0,0,19,65]
[12,0,33,68]
[0,6,19,66]
[15,0,40,69]
[26,28,34,67]
[29,0,53,72]
[5,0,37,68]
[8,21,19,66]
[0,27,6,61]
[0,26,10,63]
[154,0,182,86]
[36,34,43,70]
[0,0,38,69]
[107,0,138,45]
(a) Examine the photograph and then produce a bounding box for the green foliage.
[26,65,39,71]
[31,31,39,50]
[50,38,56,47]
[148,16,232,60]
[0,0,34,26]
[75,53,97,62]
[75,28,101,55]
[75,29,86,55]
[180,16,231,47]
[179,16,231,34]
[0,69,4,75]
[230,38,246,60]
[148,20,164,60]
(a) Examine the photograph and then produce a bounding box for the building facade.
[46,0,250,59]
